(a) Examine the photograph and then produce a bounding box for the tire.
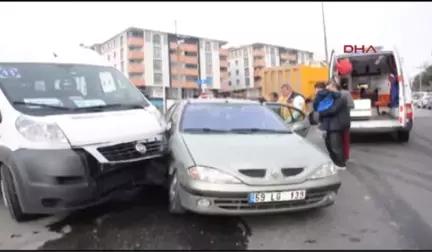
[1,165,31,222]
[168,171,186,215]
[428,107,431,110]
[396,131,410,143]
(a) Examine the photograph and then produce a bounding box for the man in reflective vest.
[278,83,306,122]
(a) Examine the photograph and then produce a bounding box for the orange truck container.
[261,63,329,101]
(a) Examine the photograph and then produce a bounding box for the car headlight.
[188,166,242,184]
[15,116,68,143]
[147,106,167,129]
[307,162,337,180]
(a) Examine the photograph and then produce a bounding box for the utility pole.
[174,20,183,101]
[321,2,329,62]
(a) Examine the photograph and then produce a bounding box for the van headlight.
[307,162,337,180]
[188,166,242,184]
[15,116,68,143]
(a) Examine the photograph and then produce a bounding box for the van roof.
[0,44,112,67]
[336,50,394,59]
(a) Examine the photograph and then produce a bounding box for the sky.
[1,1,431,78]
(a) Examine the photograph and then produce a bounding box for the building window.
[205,52,212,76]
[235,60,238,66]
[245,78,250,86]
[228,81,232,86]
[121,61,124,72]
[244,58,249,67]
[120,36,123,45]
[228,62,230,67]
[153,34,161,45]
[120,48,124,59]
[153,73,163,85]
[236,79,240,85]
[113,52,116,59]
[153,46,162,59]
[205,42,211,51]
[107,55,110,61]
[236,69,239,75]
[153,59,162,71]
[243,48,248,56]
[244,68,250,76]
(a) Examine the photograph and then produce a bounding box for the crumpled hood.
[47,109,164,146]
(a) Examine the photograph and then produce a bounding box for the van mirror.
[0,111,2,123]
[166,121,173,132]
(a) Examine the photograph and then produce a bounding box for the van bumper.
[8,148,167,214]
[349,119,413,133]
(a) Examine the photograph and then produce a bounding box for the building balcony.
[171,81,197,88]
[130,78,145,87]
[253,59,265,67]
[170,55,198,64]
[127,37,144,47]
[219,49,228,56]
[253,49,265,57]
[171,68,199,76]
[169,42,198,52]
[254,68,263,77]
[128,64,145,73]
[219,61,228,68]
[281,53,297,61]
[128,51,144,60]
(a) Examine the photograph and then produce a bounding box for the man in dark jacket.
[316,82,350,170]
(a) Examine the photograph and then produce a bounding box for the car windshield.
[0,63,150,116]
[180,103,291,133]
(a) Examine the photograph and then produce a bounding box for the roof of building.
[226,42,314,54]
[90,26,228,49]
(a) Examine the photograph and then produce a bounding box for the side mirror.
[166,121,172,132]
[290,120,310,137]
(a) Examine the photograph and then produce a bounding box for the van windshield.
[0,63,150,116]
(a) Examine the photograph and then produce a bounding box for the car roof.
[185,98,260,105]
[0,42,112,67]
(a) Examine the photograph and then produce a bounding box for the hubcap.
[1,180,8,208]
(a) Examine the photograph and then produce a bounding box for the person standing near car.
[278,83,306,121]
[269,92,279,102]
[316,80,350,170]
[328,79,354,162]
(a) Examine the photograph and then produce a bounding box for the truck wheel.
[1,165,31,222]
[396,131,410,143]
[168,171,186,215]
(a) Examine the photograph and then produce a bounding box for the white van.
[0,45,169,222]
[329,46,413,142]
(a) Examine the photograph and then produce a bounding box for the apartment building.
[90,27,228,100]
[225,43,314,90]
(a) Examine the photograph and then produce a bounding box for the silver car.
[165,99,341,215]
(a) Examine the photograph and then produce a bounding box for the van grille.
[97,140,163,162]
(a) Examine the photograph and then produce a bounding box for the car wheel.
[396,131,410,143]
[1,165,31,222]
[428,107,432,110]
[168,171,186,215]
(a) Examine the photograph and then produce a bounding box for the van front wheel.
[396,131,410,143]
[1,165,31,222]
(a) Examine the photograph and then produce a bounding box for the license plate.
[248,190,306,204]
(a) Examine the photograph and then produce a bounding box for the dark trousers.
[343,129,350,161]
[324,131,346,167]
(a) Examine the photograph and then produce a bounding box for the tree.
[412,63,432,91]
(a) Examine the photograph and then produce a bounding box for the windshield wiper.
[73,103,145,111]
[183,128,230,133]
[12,101,73,110]
[228,128,292,134]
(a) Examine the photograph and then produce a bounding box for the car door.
[263,102,310,137]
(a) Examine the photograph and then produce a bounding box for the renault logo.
[135,142,147,154]
[271,171,280,179]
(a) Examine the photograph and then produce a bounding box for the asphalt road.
[1,108,432,250]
